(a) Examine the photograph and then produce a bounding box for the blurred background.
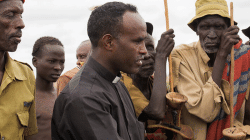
[11,0,249,75]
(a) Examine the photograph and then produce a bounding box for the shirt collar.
[86,56,120,83]
[5,52,27,81]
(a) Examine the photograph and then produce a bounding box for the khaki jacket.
[172,41,247,140]
[0,53,37,140]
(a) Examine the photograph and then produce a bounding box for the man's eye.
[80,55,87,59]
[135,40,142,44]
[6,12,14,17]
[60,60,65,64]
[200,25,209,30]
[48,60,55,63]
[215,25,224,30]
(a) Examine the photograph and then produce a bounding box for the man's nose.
[16,15,25,29]
[139,43,147,55]
[54,63,62,70]
[207,29,217,39]
[143,53,151,60]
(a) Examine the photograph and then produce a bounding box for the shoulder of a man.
[13,60,35,84]
[172,41,198,55]
[14,59,33,71]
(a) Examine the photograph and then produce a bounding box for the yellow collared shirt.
[0,53,37,140]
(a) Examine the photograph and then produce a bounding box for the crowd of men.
[0,0,250,140]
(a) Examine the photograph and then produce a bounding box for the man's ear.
[32,57,38,68]
[102,34,115,51]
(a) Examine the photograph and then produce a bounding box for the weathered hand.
[156,29,175,59]
[218,25,240,57]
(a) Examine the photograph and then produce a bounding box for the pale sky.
[10,0,249,75]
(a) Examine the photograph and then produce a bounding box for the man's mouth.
[12,37,21,44]
[51,74,60,79]
[205,43,218,46]
[10,33,22,44]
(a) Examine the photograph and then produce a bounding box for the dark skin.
[32,44,65,94]
[0,0,24,86]
[28,44,65,140]
[131,29,175,121]
[76,40,91,67]
[91,11,147,76]
[196,15,240,87]
[196,15,250,126]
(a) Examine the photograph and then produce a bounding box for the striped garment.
[206,40,250,140]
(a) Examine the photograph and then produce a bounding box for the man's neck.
[207,53,217,67]
[35,76,55,93]
[91,51,119,76]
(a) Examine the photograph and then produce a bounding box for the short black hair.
[32,36,63,57]
[194,15,231,32]
[87,2,137,48]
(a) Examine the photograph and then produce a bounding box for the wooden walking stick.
[229,1,234,128]
[164,0,174,92]
[148,0,194,139]
[223,2,247,140]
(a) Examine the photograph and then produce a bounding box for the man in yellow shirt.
[0,0,38,139]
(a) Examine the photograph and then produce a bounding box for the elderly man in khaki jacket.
[172,0,250,139]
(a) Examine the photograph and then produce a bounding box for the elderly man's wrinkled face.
[196,15,228,54]
[76,41,91,67]
[0,0,25,52]
[137,34,155,78]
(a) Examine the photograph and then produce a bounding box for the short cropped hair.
[87,2,137,48]
[32,36,63,57]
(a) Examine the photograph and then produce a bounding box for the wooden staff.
[230,2,234,128]
[164,0,174,92]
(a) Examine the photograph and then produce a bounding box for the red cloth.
[206,40,250,140]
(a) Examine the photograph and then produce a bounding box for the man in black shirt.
[52,2,147,140]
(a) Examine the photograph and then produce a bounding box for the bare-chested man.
[28,36,65,140]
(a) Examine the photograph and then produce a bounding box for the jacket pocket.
[17,111,29,127]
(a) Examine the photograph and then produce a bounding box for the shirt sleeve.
[172,51,230,123]
[56,75,71,96]
[52,91,125,140]
[24,74,38,136]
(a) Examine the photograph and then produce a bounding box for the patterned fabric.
[145,129,168,140]
[206,40,250,140]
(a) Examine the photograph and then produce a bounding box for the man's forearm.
[212,54,227,87]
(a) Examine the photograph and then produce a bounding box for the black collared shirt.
[51,57,144,140]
